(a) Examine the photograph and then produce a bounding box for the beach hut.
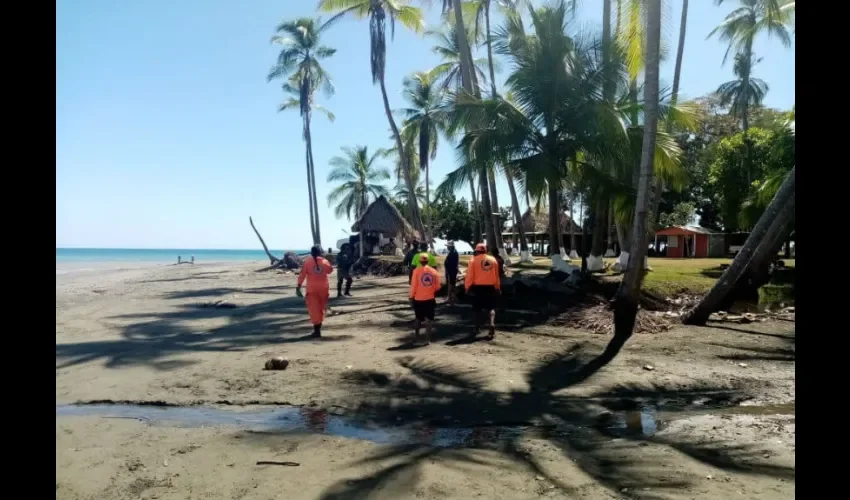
[655,225,725,258]
[351,195,420,257]
[504,207,583,256]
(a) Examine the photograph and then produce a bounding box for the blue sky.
[56,0,795,250]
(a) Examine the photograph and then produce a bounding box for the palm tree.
[683,166,795,325]
[716,52,769,133]
[452,1,625,268]
[318,0,426,239]
[400,72,450,241]
[610,0,662,355]
[427,24,489,92]
[326,146,392,221]
[268,17,336,246]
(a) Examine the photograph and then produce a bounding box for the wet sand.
[56,262,795,499]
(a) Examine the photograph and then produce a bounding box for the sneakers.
[312,324,322,338]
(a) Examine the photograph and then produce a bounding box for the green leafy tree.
[658,201,696,228]
[430,192,477,246]
[326,146,392,221]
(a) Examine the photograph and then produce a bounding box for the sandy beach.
[56,262,795,499]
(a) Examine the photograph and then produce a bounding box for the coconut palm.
[318,0,426,238]
[268,17,336,246]
[716,52,769,132]
[400,71,450,240]
[427,24,489,92]
[609,0,662,355]
[326,146,392,221]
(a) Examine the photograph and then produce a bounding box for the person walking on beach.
[336,243,354,297]
[465,243,501,340]
[409,253,440,345]
[296,245,333,338]
[444,241,460,305]
[405,240,419,284]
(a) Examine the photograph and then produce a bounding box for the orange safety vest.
[465,254,501,290]
[409,265,441,301]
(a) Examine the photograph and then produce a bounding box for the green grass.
[372,254,795,298]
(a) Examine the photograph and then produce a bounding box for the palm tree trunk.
[249,216,280,266]
[742,38,753,186]
[426,164,431,245]
[469,173,481,243]
[480,168,497,252]
[305,115,322,246]
[650,0,689,235]
[452,0,476,95]
[484,1,498,97]
[548,186,561,256]
[683,166,795,325]
[504,169,528,256]
[606,199,615,255]
[589,0,613,272]
[569,192,577,255]
[488,168,504,251]
[304,138,317,244]
[613,0,662,343]
[379,74,424,238]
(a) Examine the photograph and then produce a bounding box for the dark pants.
[337,270,352,295]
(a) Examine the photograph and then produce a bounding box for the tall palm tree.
[326,146,392,221]
[400,72,450,241]
[611,0,662,354]
[716,52,769,133]
[318,0,426,239]
[268,17,336,246]
[427,24,489,92]
[709,0,792,129]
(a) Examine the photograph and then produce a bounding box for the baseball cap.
[475,243,486,253]
[419,254,430,264]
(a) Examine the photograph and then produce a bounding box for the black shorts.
[469,285,498,311]
[446,270,458,286]
[412,299,436,321]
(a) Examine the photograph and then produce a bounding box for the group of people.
[295,240,502,343]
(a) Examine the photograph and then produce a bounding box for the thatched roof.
[513,207,581,234]
[351,195,420,240]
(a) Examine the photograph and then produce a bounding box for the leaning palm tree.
[318,0,426,239]
[400,72,450,241]
[268,17,336,246]
[326,146,392,222]
[609,0,663,358]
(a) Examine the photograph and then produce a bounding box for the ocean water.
[56,248,307,275]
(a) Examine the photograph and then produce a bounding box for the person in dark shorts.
[444,241,459,304]
[336,243,354,297]
[409,253,440,344]
[404,240,419,284]
[464,243,502,339]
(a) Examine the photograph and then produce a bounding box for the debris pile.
[264,357,289,371]
[351,258,406,277]
[550,303,674,335]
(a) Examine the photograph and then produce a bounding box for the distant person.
[444,241,460,305]
[409,253,440,345]
[465,243,501,340]
[412,242,436,269]
[191,255,195,264]
[404,240,419,284]
[491,248,506,278]
[296,245,334,338]
[177,255,182,264]
[336,243,354,297]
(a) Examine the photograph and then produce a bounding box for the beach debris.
[643,365,655,371]
[264,357,289,371]
[351,257,406,277]
[256,461,300,467]
[551,304,673,335]
[738,363,748,368]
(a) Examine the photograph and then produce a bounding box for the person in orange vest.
[296,245,334,338]
[464,243,501,339]
[409,253,440,345]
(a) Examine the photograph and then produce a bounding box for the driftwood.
[249,216,281,266]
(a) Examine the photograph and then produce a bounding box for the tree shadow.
[302,344,794,498]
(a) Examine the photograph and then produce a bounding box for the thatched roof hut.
[513,207,581,235]
[351,195,420,241]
